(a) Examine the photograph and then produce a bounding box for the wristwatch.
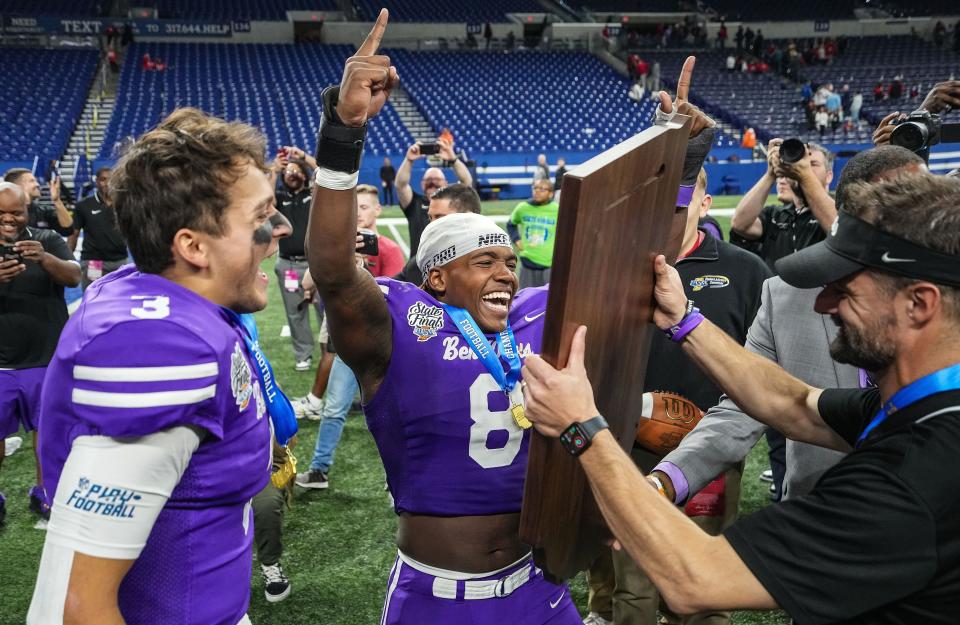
[560,415,609,457]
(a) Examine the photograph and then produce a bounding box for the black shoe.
[261,562,291,603]
[295,469,329,490]
[0,492,6,525]
[29,485,50,521]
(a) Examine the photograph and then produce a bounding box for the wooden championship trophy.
[519,114,693,581]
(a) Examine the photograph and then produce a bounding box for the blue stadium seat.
[0,48,98,165]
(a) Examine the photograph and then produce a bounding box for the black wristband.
[315,85,367,174]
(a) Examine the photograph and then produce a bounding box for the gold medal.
[512,403,532,429]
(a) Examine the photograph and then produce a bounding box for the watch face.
[561,423,588,454]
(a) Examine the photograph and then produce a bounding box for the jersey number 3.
[131,295,171,319]
[468,374,524,469]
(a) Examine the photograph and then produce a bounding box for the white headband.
[416,212,512,278]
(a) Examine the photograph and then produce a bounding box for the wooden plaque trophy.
[519,114,693,580]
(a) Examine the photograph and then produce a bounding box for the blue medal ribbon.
[223,309,299,446]
[857,362,960,446]
[442,304,522,396]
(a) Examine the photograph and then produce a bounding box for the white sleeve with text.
[26,426,201,625]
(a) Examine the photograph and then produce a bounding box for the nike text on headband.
[416,212,513,278]
[776,211,960,289]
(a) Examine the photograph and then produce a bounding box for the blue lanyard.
[223,309,299,446]
[442,304,522,395]
[857,363,960,445]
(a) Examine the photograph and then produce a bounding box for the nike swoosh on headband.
[881,252,917,263]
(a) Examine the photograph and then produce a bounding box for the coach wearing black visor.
[520,171,960,624]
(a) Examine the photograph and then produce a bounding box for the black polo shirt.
[401,191,430,257]
[0,227,75,368]
[643,230,772,413]
[756,203,826,273]
[73,192,127,261]
[725,386,960,624]
[276,185,311,259]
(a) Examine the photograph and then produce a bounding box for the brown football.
[635,391,704,455]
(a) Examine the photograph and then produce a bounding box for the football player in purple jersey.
[27,108,293,624]
[305,12,580,624]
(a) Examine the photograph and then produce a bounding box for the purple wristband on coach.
[653,461,689,504]
[675,184,694,208]
[663,308,704,343]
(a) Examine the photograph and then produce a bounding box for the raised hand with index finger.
[655,56,715,138]
[336,9,399,128]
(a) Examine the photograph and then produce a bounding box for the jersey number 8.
[468,374,524,469]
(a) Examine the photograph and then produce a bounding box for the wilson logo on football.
[407,301,444,342]
[689,274,730,292]
[661,394,700,424]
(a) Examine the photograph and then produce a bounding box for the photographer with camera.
[395,137,473,259]
[0,182,80,521]
[873,80,960,155]
[3,168,73,236]
[730,139,835,501]
[271,146,324,371]
[731,138,835,274]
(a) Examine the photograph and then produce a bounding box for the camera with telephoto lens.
[777,138,807,165]
[890,110,942,154]
[890,109,960,157]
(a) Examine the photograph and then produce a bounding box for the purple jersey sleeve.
[65,319,224,439]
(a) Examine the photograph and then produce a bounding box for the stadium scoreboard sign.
[1,15,235,37]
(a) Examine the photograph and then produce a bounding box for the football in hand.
[635,391,704,455]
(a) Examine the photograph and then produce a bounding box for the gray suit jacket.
[661,276,858,501]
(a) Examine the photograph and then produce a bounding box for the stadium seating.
[353,0,543,23]
[101,42,414,159]
[793,35,958,144]
[152,0,339,22]
[0,0,99,16]
[0,48,98,165]
[387,48,736,153]
[571,0,682,12]
[703,0,857,21]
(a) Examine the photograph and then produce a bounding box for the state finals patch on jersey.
[689,275,730,292]
[231,341,254,410]
[407,301,444,342]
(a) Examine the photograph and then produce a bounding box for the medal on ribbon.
[442,304,531,429]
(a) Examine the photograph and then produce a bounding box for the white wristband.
[314,167,360,191]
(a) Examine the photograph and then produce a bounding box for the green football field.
[0,196,789,624]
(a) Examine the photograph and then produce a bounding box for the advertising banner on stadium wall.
[1,15,232,37]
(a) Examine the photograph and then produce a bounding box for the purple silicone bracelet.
[664,308,704,343]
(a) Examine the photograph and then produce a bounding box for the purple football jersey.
[364,278,548,516]
[39,266,271,625]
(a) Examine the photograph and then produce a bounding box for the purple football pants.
[380,552,582,625]
[0,366,46,437]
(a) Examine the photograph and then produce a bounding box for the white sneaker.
[583,613,613,625]
[294,358,312,372]
[261,562,291,603]
[4,436,23,458]
[291,395,324,420]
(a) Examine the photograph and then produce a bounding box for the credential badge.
[407,301,444,342]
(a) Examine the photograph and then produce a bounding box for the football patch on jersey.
[231,342,254,411]
[689,275,730,292]
[407,301,444,342]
